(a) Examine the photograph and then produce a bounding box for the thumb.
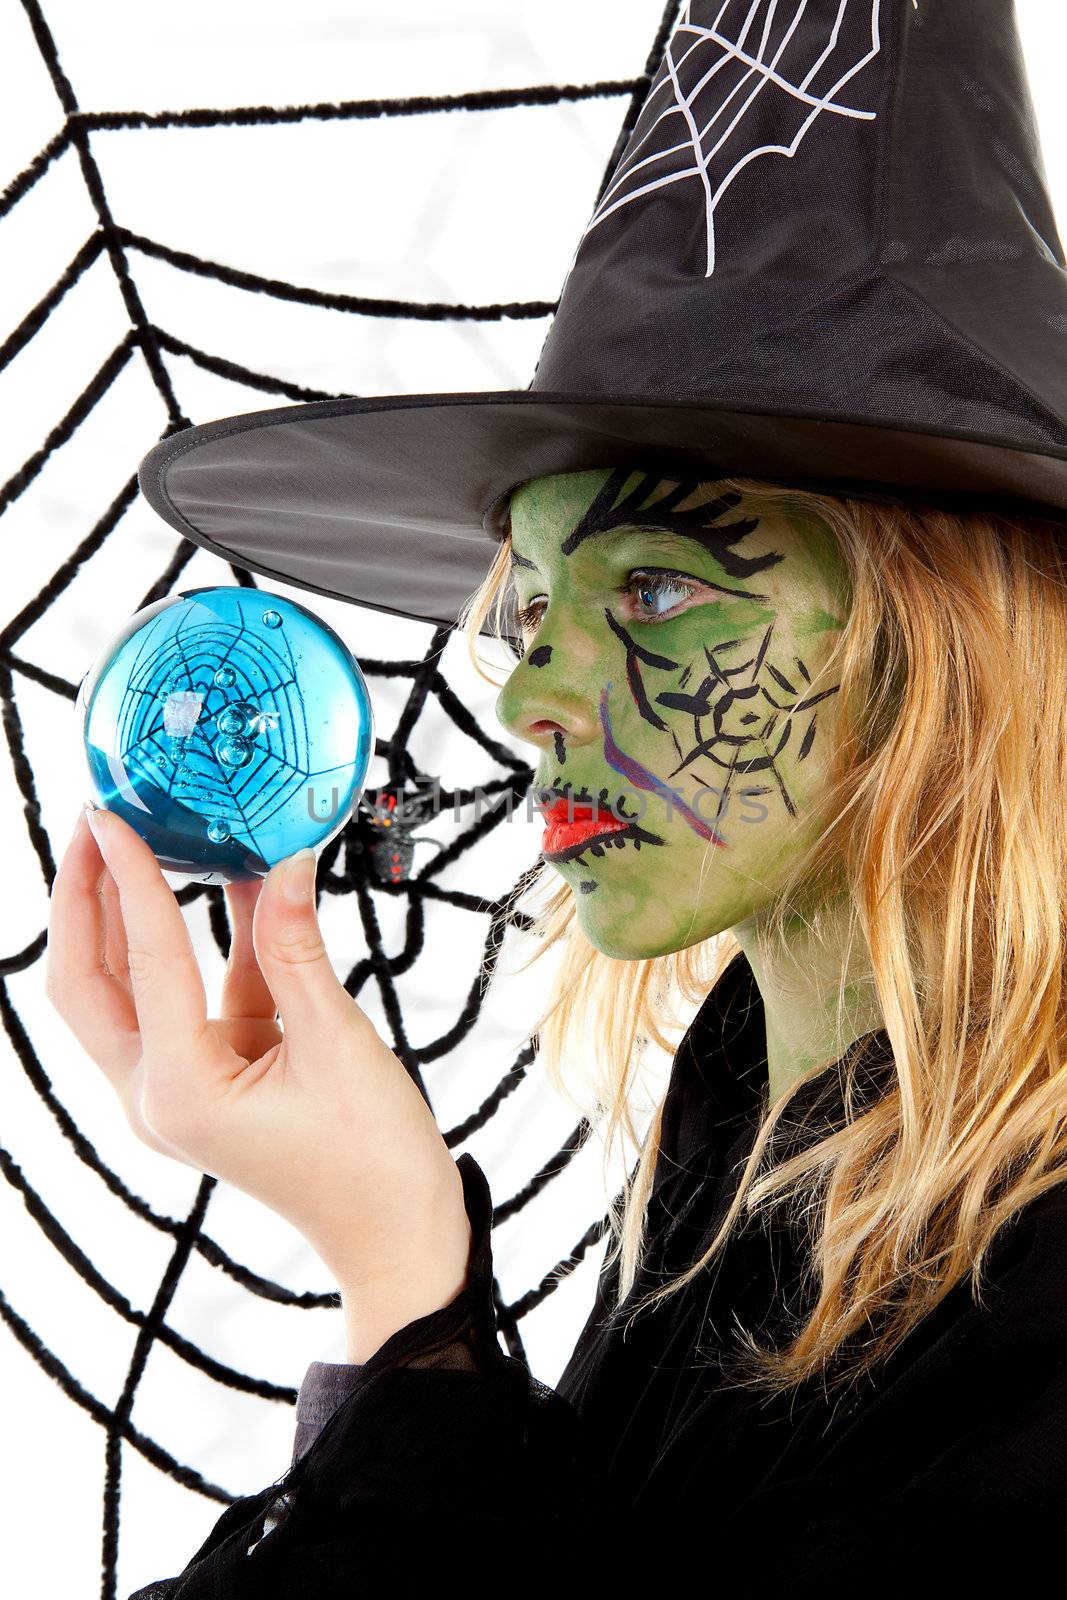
[253,849,350,1031]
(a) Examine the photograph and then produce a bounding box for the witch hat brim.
[138,388,1067,641]
[137,1,1067,640]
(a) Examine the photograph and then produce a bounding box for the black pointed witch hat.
[138,0,1067,639]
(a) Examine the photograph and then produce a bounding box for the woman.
[47,462,1067,1591]
[49,1,1067,1587]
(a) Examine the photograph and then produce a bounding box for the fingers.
[80,808,210,1069]
[220,877,278,1022]
[252,850,357,1038]
[45,811,141,1090]
[98,858,133,1002]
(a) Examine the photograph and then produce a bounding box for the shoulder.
[866,1174,1067,1463]
[976,1171,1067,1342]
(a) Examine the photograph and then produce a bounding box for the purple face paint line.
[599,683,727,848]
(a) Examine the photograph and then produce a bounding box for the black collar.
[658,951,894,1184]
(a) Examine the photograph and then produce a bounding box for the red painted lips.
[541,800,629,856]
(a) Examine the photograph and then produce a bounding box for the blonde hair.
[456,472,1067,1397]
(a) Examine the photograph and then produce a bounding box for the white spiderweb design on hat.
[581,0,889,277]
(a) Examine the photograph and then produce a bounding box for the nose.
[495,667,600,754]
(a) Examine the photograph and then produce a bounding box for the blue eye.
[627,570,698,619]
[511,568,704,652]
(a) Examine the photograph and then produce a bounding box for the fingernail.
[279,847,316,904]
[84,804,109,844]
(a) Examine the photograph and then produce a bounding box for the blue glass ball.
[76,585,375,886]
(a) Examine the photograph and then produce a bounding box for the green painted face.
[494,467,851,959]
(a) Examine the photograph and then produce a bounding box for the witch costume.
[131,4,1067,1592]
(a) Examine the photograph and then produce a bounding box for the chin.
[575,896,735,953]
[573,903,710,962]
[580,927,649,960]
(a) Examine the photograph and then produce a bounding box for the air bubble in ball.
[76,585,376,887]
[216,734,254,768]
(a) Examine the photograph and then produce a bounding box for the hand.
[45,808,471,1350]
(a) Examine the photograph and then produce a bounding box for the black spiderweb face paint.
[654,622,842,822]
[565,469,841,827]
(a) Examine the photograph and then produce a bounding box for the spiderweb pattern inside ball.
[77,586,375,885]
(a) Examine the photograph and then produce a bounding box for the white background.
[1,3,1064,1594]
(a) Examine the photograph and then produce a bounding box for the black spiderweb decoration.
[0,3,684,1595]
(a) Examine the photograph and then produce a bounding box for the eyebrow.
[509,525,708,581]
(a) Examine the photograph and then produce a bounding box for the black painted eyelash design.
[513,569,700,640]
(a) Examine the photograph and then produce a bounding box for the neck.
[730,897,884,1110]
